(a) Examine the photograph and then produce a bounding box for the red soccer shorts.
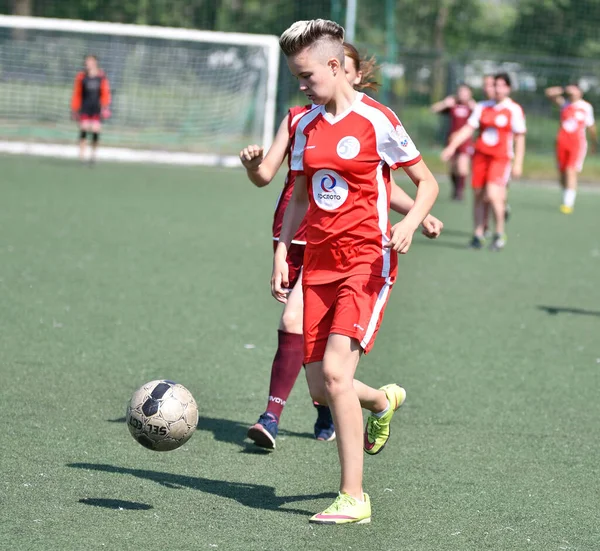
[471,152,512,189]
[556,139,587,173]
[302,274,394,364]
[273,241,304,289]
[455,140,474,157]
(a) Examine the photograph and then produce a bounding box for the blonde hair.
[279,19,345,58]
[343,42,380,92]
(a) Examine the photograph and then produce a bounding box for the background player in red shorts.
[442,73,526,251]
[431,84,475,201]
[545,84,597,214]
[71,55,111,165]
[240,42,444,451]
[272,20,439,524]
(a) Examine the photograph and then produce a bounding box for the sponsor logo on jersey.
[481,127,499,146]
[336,136,361,159]
[562,118,578,133]
[312,169,349,211]
[495,113,508,128]
[391,124,410,148]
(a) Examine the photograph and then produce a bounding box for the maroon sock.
[265,330,304,419]
[456,175,465,198]
[450,173,458,197]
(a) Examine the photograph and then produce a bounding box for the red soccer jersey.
[290,93,422,286]
[272,104,314,243]
[468,98,526,159]
[445,102,473,138]
[558,99,595,144]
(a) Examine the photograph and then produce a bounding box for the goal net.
[0,16,280,166]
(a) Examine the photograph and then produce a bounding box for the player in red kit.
[273,20,439,524]
[240,42,443,451]
[71,55,111,164]
[431,84,475,200]
[442,73,526,251]
[545,84,597,214]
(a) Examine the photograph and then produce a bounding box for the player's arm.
[271,174,309,303]
[387,160,440,253]
[441,124,475,161]
[588,124,598,153]
[512,134,526,178]
[545,86,565,107]
[389,176,443,238]
[240,114,291,188]
[430,95,455,114]
[71,73,83,118]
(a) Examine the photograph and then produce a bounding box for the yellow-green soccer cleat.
[364,384,406,455]
[309,493,371,525]
[560,204,573,214]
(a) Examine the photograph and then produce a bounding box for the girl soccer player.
[271,20,439,524]
[442,73,526,251]
[241,42,443,451]
[71,55,111,164]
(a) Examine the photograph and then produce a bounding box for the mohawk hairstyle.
[279,19,345,57]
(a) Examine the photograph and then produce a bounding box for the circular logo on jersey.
[562,118,578,133]
[575,110,586,121]
[495,114,508,128]
[312,169,349,211]
[336,136,360,160]
[481,127,499,146]
[455,105,469,117]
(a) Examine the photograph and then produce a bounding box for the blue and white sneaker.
[314,405,336,442]
[247,412,278,449]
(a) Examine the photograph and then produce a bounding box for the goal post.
[0,15,280,166]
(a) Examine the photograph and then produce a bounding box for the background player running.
[240,42,444,451]
[545,84,597,214]
[273,19,439,524]
[431,84,475,201]
[442,73,526,251]
[71,55,111,164]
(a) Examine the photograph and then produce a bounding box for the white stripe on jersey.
[290,107,322,172]
[360,277,393,350]
[353,99,420,168]
[375,161,391,279]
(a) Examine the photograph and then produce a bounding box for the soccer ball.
[126,380,198,451]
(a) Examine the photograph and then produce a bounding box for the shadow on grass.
[107,415,314,450]
[197,416,313,448]
[538,305,600,317]
[79,498,152,510]
[69,463,335,516]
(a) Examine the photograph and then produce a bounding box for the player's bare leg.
[89,121,102,166]
[561,167,577,213]
[487,184,507,250]
[78,122,90,162]
[306,335,364,500]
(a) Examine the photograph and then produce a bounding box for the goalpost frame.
[0,15,280,166]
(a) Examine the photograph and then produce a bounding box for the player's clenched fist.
[385,219,417,254]
[271,253,290,304]
[421,214,444,239]
[240,144,264,171]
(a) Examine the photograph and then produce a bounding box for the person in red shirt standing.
[431,84,476,200]
[239,42,443,451]
[71,55,111,164]
[442,73,526,251]
[273,20,439,524]
[545,84,597,214]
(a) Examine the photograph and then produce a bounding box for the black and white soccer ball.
[126,380,198,451]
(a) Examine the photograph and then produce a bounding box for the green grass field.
[1,156,599,550]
